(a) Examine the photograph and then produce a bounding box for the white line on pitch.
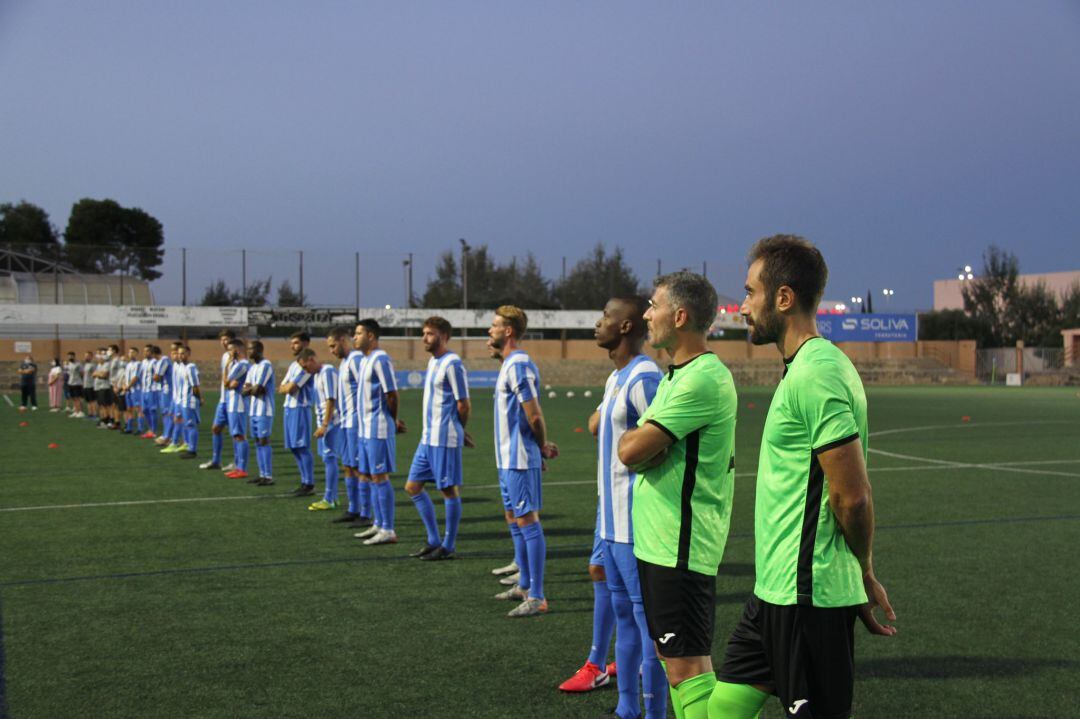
[3,395,14,407]
[869,448,1080,478]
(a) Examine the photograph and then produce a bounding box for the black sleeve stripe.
[811,432,860,456]
[645,419,678,444]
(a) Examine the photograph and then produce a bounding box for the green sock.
[661,662,686,719]
[708,681,769,718]
[675,672,717,719]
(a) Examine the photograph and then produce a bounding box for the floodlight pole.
[241,249,247,299]
[299,250,305,306]
[181,248,187,306]
[354,251,360,319]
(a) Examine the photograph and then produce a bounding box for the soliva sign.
[817,313,917,342]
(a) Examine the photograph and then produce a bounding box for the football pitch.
[2,385,1078,718]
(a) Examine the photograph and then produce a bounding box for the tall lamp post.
[882,288,895,307]
[459,238,471,342]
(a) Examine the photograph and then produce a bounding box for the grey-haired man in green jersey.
[617,271,738,719]
[711,235,896,719]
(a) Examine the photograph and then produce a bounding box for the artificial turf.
[2,385,1079,718]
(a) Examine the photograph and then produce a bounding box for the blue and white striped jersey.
[224,358,250,413]
[173,362,190,406]
[217,351,231,403]
[281,361,313,409]
[124,360,141,391]
[358,349,398,439]
[597,354,662,544]
[186,363,201,409]
[420,352,469,448]
[140,358,154,392]
[153,356,172,392]
[246,359,275,417]
[171,361,183,404]
[313,364,341,428]
[337,350,364,429]
[493,350,542,470]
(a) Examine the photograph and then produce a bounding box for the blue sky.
[2,1,1078,310]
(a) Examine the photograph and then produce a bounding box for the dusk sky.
[2,2,1078,311]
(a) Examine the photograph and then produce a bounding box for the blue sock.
[147,407,157,433]
[637,601,668,719]
[369,482,383,527]
[443,496,462,552]
[187,425,199,453]
[136,413,145,432]
[589,580,616,667]
[125,418,133,432]
[509,524,530,591]
[300,449,315,485]
[258,443,273,477]
[345,476,359,513]
[172,418,183,443]
[411,491,440,546]
[163,414,173,442]
[291,448,312,485]
[212,432,223,464]
[521,522,546,600]
[358,481,373,519]
[378,481,395,531]
[324,460,339,502]
[235,440,249,471]
[612,590,643,717]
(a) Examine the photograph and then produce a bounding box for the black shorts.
[718,596,858,719]
[637,559,715,658]
[116,394,127,411]
[69,385,83,399]
[97,389,114,407]
[84,388,96,403]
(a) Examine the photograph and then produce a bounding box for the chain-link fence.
[976,347,1065,383]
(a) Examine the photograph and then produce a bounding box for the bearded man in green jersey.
[711,235,896,719]
[618,271,738,719]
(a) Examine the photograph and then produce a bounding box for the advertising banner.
[817,313,917,342]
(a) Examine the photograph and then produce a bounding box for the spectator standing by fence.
[19,354,38,410]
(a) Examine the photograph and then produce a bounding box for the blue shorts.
[172,402,184,419]
[408,444,463,489]
[159,391,171,411]
[184,406,201,427]
[357,436,395,476]
[250,415,273,440]
[341,427,360,469]
[498,467,542,517]
[602,539,642,603]
[213,401,228,428]
[226,410,247,437]
[283,407,310,450]
[126,390,139,408]
[590,528,604,566]
[317,425,346,462]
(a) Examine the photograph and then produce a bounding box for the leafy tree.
[419,244,507,309]
[961,246,1021,347]
[1012,282,1062,347]
[420,252,462,308]
[63,198,165,280]
[918,309,990,343]
[499,254,558,308]
[1061,282,1080,331]
[199,277,271,307]
[0,201,60,260]
[554,244,642,309]
[277,279,307,307]
[199,280,234,307]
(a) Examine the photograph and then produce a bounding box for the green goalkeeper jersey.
[632,352,737,576]
[754,337,869,608]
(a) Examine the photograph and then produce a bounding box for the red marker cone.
[573,427,584,433]
[961,416,971,422]
[747,402,756,409]
[18,421,29,427]
[48,442,60,449]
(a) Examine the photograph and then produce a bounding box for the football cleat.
[410,543,441,558]
[362,529,398,545]
[140,431,156,439]
[494,586,528,601]
[291,484,316,497]
[198,460,221,470]
[419,546,454,561]
[558,661,610,692]
[256,477,275,486]
[225,469,248,479]
[507,597,548,618]
[491,561,519,576]
[222,463,237,473]
[179,451,198,459]
[308,499,338,511]
[332,512,359,524]
[499,572,521,586]
[354,526,381,539]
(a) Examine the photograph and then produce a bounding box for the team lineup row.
[50,234,895,719]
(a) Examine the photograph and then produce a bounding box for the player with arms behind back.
[711,235,896,719]
[617,272,737,719]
